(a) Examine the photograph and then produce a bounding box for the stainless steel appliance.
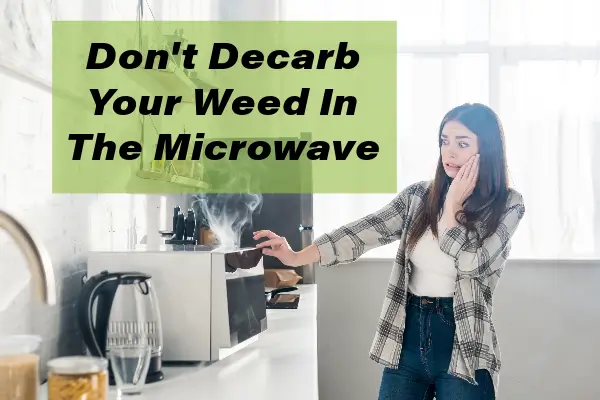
[87,245,267,363]
[77,271,164,384]
[188,132,316,284]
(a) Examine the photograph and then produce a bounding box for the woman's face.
[440,120,480,178]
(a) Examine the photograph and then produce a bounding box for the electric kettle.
[76,270,164,384]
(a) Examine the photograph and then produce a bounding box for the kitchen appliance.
[188,132,316,283]
[244,192,314,280]
[76,271,164,384]
[87,245,267,363]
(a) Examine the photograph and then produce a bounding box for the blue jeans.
[378,292,495,400]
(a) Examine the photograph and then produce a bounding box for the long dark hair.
[406,103,510,251]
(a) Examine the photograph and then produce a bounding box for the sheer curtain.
[281,0,600,259]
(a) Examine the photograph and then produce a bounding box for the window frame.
[278,2,600,259]
[398,44,600,113]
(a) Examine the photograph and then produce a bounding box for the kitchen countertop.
[38,284,318,400]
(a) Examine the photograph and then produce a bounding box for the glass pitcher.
[105,274,163,385]
[78,271,164,385]
[0,334,42,400]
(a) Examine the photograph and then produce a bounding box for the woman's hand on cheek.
[446,154,479,212]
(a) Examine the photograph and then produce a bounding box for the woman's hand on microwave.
[253,230,299,266]
[254,230,321,267]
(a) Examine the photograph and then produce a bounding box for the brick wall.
[0,0,167,380]
[0,0,278,380]
[0,48,194,386]
[0,68,158,379]
[0,70,87,376]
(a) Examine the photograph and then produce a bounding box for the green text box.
[52,21,397,194]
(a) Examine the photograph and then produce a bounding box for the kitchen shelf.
[136,169,210,189]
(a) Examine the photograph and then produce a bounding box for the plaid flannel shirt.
[313,180,526,396]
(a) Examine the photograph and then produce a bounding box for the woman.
[254,103,525,399]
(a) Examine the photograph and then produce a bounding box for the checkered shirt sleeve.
[438,190,526,278]
[313,183,422,266]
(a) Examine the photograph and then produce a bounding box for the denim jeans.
[378,292,495,400]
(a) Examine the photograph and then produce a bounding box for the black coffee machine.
[77,270,164,384]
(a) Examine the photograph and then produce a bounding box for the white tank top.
[408,226,457,297]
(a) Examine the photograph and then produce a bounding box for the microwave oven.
[87,244,267,362]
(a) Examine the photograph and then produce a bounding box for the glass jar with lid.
[0,335,42,400]
[47,356,108,400]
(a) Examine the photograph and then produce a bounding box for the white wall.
[0,0,214,379]
[0,64,189,377]
[0,0,280,380]
[316,258,600,400]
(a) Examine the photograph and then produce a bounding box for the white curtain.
[281,0,600,259]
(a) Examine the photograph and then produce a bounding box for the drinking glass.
[108,344,151,397]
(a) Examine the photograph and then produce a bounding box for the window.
[282,0,600,259]
[89,194,148,250]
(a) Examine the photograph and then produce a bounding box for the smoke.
[191,173,263,249]
[190,137,274,249]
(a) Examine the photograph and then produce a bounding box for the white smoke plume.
[191,172,263,249]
